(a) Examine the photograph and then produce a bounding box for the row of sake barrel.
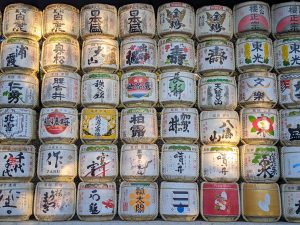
[1,2,300,41]
[3,35,300,75]
[1,72,300,109]
[1,181,300,222]
[2,107,300,146]
[1,143,300,184]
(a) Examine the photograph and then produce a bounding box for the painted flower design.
[249,114,275,137]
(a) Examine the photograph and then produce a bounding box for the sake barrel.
[37,144,77,182]
[120,37,157,72]
[281,184,300,222]
[197,39,235,76]
[80,108,118,144]
[201,145,239,182]
[200,182,240,222]
[240,145,280,183]
[198,76,237,110]
[80,4,118,40]
[79,144,118,182]
[240,108,279,145]
[3,3,42,40]
[41,72,81,108]
[0,145,35,182]
[157,2,195,38]
[161,108,199,144]
[0,108,36,144]
[281,146,300,183]
[272,2,300,39]
[241,183,281,222]
[118,3,155,39]
[233,1,271,37]
[158,36,195,72]
[0,73,39,108]
[34,182,76,221]
[159,71,197,107]
[120,108,158,144]
[161,144,199,182]
[81,38,119,73]
[236,35,274,72]
[278,73,300,108]
[39,107,78,144]
[280,109,300,146]
[196,5,233,41]
[120,144,159,182]
[160,182,199,221]
[274,38,300,74]
[42,35,80,73]
[0,38,39,75]
[238,72,278,108]
[81,73,119,108]
[121,71,158,107]
[77,182,117,221]
[0,183,33,221]
[43,4,80,38]
[200,110,240,146]
[118,182,158,221]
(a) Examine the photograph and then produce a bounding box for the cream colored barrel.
[157,2,195,38]
[240,108,279,145]
[200,110,240,146]
[201,145,239,182]
[3,3,42,40]
[281,184,300,222]
[0,145,35,182]
[79,144,118,183]
[240,144,280,183]
[238,72,278,108]
[120,144,159,182]
[280,109,300,146]
[80,108,118,144]
[0,38,39,75]
[43,4,80,38]
[0,183,33,221]
[121,71,158,107]
[77,182,117,221]
[34,182,76,221]
[81,38,119,73]
[120,108,158,144]
[278,73,300,109]
[198,76,237,110]
[0,73,39,109]
[81,73,119,108]
[38,107,78,144]
[80,4,118,40]
[0,108,36,144]
[161,144,199,182]
[281,146,300,183]
[41,72,81,108]
[200,182,240,222]
[118,3,155,39]
[196,5,233,41]
[241,183,281,222]
[233,1,271,37]
[161,108,199,144]
[160,181,199,221]
[37,144,77,182]
[118,182,158,221]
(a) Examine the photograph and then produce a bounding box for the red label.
[44,109,70,134]
[202,183,239,217]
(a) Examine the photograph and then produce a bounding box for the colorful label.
[279,74,300,107]
[275,39,300,71]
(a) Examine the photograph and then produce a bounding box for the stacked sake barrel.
[77,3,119,221]
[118,3,159,221]
[0,3,41,221]
[196,5,240,222]
[35,3,80,221]
[272,2,300,223]
[157,3,199,221]
[233,1,282,222]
